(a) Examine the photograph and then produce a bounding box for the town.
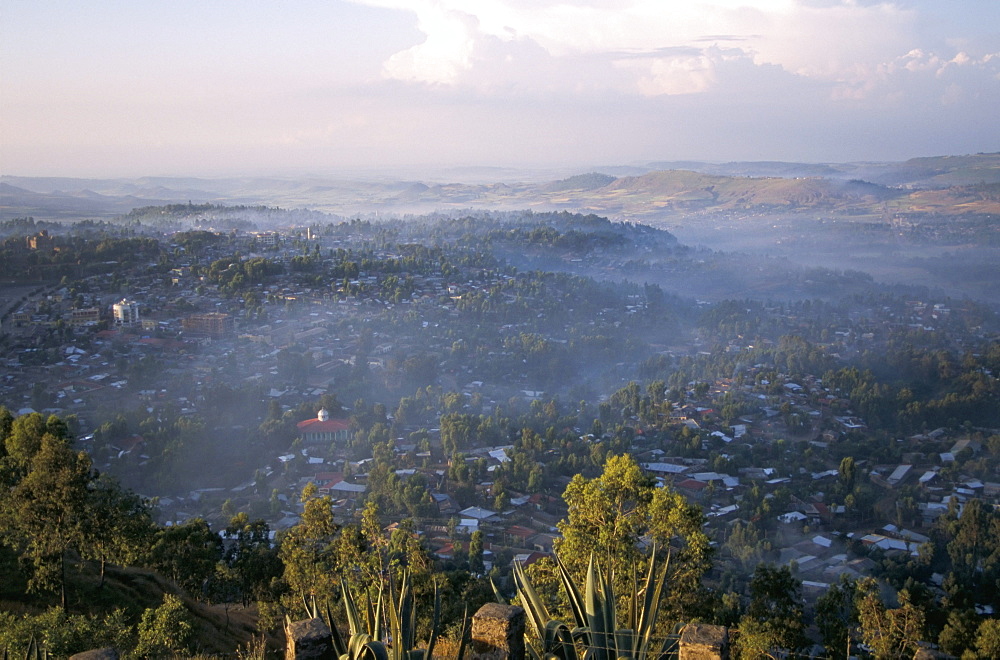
[1,207,998,656]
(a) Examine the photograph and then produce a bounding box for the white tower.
[317,408,329,422]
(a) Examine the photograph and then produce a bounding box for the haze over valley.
[5,152,999,303]
[2,0,1000,656]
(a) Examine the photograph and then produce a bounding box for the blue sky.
[2,0,998,177]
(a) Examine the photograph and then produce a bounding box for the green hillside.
[0,550,273,655]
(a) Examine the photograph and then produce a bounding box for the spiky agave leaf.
[634,551,671,660]
[397,572,416,654]
[584,557,611,660]
[491,576,507,605]
[328,602,349,657]
[542,620,580,660]
[554,552,586,630]
[455,605,471,660]
[373,587,385,644]
[513,559,553,640]
[347,633,391,660]
[343,578,365,636]
[424,579,441,660]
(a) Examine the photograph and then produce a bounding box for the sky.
[1,0,999,178]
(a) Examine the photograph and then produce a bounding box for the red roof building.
[297,408,350,445]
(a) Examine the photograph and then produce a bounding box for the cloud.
[824,47,1000,105]
[345,0,1000,132]
[352,1,906,87]
[378,2,478,84]
[615,51,722,97]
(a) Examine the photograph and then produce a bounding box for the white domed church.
[296,408,350,445]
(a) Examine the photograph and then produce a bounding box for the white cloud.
[615,52,720,96]
[351,0,924,94]
[378,2,478,84]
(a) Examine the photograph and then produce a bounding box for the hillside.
[567,171,899,212]
[0,548,275,654]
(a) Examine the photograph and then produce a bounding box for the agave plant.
[511,551,677,660]
[298,569,464,660]
[340,572,441,660]
[3,637,49,660]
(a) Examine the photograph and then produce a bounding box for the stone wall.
[286,617,336,660]
[470,603,526,660]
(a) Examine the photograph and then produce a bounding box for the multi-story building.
[181,312,234,337]
[112,299,141,327]
[254,232,280,247]
[70,308,101,326]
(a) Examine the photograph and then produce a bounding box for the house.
[778,511,808,524]
[886,464,913,487]
[512,552,548,567]
[644,462,688,477]
[459,506,500,523]
[676,479,709,499]
[297,408,350,445]
[530,533,559,553]
[504,525,536,546]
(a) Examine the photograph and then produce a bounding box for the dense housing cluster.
[0,208,998,657]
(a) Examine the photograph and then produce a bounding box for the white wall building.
[112,299,141,327]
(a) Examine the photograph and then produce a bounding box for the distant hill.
[0,182,173,219]
[863,152,1000,187]
[646,160,845,179]
[541,172,617,193]
[640,153,1000,188]
[517,170,906,218]
[3,153,999,221]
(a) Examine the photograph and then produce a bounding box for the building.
[26,230,55,252]
[112,299,141,327]
[70,307,101,326]
[182,312,234,337]
[297,408,350,445]
[254,232,280,247]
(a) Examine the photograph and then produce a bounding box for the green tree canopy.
[0,431,91,608]
[554,453,712,620]
[147,518,223,597]
[735,564,807,658]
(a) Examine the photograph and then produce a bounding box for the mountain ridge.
[3,153,999,221]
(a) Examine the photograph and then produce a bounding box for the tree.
[2,412,48,470]
[0,607,133,657]
[937,609,978,657]
[148,518,223,597]
[0,432,91,609]
[554,454,711,620]
[838,456,856,492]
[278,484,339,614]
[134,594,194,657]
[856,578,925,660]
[0,406,15,462]
[975,618,1000,659]
[224,513,282,606]
[814,576,857,657]
[735,564,807,658]
[725,521,769,570]
[469,530,485,575]
[944,498,1000,605]
[81,474,155,587]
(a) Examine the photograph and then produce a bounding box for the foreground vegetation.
[2,409,1000,657]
